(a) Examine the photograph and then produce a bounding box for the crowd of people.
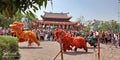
[0,27,11,35]
[77,30,120,48]
[0,26,120,48]
[32,28,120,48]
[32,28,54,41]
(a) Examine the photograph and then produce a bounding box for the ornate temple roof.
[41,12,72,21]
[29,12,83,30]
[33,20,79,25]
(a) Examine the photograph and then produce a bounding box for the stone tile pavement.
[19,41,120,60]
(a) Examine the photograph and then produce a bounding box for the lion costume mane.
[54,29,88,52]
[9,21,40,46]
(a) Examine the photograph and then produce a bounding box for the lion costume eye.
[15,26,19,29]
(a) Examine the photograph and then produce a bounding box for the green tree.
[94,20,119,33]
[0,14,14,28]
[84,20,119,33]
[0,0,52,28]
[0,0,52,18]
[109,20,119,32]
[84,20,92,32]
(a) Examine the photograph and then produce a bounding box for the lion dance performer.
[9,21,40,46]
[54,29,88,52]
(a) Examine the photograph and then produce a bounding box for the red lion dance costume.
[54,29,88,52]
[9,21,40,46]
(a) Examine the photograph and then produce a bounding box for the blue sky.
[35,0,119,22]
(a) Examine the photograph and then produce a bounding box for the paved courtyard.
[19,41,120,60]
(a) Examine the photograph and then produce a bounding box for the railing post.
[60,38,63,60]
[98,38,100,60]
[53,36,64,60]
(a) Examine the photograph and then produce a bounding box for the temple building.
[31,12,84,30]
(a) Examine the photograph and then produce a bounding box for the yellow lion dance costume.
[9,21,40,46]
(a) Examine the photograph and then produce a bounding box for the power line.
[118,0,120,32]
[118,0,120,22]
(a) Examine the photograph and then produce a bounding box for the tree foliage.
[85,20,120,33]
[0,0,52,28]
[0,15,14,28]
[0,0,51,18]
